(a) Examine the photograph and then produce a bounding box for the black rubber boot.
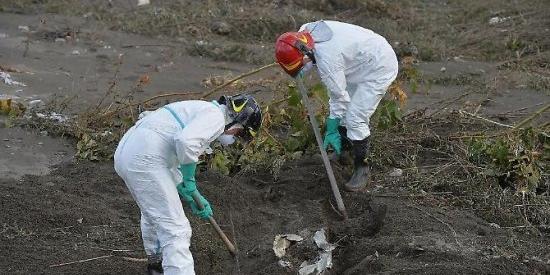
[146,255,163,275]
[344,137,370,192]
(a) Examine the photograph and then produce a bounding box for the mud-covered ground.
[2,157,549,274]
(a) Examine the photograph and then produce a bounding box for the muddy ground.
[2,157,549,274]
[1,0,550,274]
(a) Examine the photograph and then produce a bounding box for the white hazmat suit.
[114,100,228,274]
[300,20,399,140]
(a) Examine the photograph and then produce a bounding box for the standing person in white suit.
[275,20,398,192]
[114,94,262,274]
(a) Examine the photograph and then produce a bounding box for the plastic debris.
[18,25,30,32]
[273,234,304,258]
[489,16,510,25]
[28,99,44,109]
[35,112,69,123]
[298,229,336,275]
[0,71,26,86]
[137,0,150,6]
[389,168,403,177]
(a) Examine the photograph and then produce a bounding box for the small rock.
[77,218,83,224]
[37,142,44,145]
[71,50,80,55]
[389,168,403,177]
[40,130,48,136]
[210,21,232,35]
[18,25,30,32]
[440,67,446,72]
[55,38,66,43]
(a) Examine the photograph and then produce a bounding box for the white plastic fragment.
[137,0,150,6]
[0,71,26,86]
[18,25,30,32]
[35,112,69,123]
[298,229,336,275]
[313,229,335,252]
[489,16,510,25]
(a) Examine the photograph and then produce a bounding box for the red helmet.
[275,31,315,77]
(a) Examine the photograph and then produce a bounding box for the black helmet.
[218,94,262,141]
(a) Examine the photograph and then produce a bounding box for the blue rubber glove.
[323,117,342,155]
[177,163,213,220]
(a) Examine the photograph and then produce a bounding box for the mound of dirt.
[2,156,549,274]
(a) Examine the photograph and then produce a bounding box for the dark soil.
[2,156,549,274]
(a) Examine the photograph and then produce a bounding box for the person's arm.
[173,109,225,164]
[317,58,350,120]
[173,107,224,220]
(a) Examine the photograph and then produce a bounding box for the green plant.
[467,129,547,193]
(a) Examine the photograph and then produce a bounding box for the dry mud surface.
[1,157,549,274]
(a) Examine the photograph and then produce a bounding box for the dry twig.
[49,255,114,267]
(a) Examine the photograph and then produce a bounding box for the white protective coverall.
[114,100,227,274]
[300,20,399,141]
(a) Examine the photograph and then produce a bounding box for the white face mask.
[217,134,236,146]
[301,61,314,73]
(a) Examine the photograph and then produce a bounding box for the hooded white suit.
[114,100,228,274]
[300,20,399,140]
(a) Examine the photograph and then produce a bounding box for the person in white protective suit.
[275,20,398,192]
[114,94,262,274]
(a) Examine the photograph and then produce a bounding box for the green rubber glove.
[323,117,342,155]
[188,192,213,220]
[177,163,213,220]
[177,163,198,202]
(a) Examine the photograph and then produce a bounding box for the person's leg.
[343,81,389,192]
[125,163,194,275]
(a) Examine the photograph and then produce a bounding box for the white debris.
[489,223,501,229]
[0,71,26,86]
[284,234,304,242]
[0,33,8,39]
[273,234,304,258]
[18,25,30,32]
[71,50,81,55]
[35,112,69,123]
[28,99,44,109]
[313,229,335,252]
[55,38,66,43]
[278,260,292,268]
[299,229,336,275]
[440,66,447,72]
[389,168,403,177]
[489,16,510,25]
[137,0,150,6]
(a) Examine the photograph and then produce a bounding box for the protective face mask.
[301,61,314,73]
[217,134,236,146]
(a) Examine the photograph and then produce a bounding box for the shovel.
[295,77,348,219]
[191,192,237,255]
